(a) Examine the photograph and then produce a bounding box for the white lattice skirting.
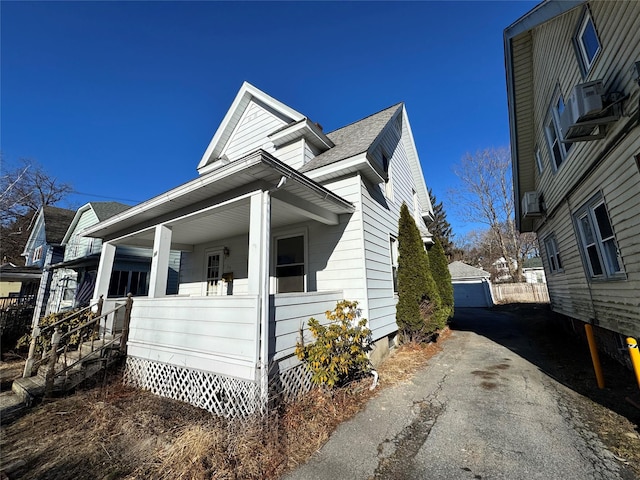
[124,357,261,418]
[124,356,316,418]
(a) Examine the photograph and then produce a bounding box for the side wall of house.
[360,119,430,341]
[23,212,46,268]
[530,1,640,338]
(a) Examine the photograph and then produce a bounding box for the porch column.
[93,241,116,301]
[248,191,270,295]
[248,190,271,410]
[148,224,172,298]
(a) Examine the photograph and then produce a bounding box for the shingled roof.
[448,261,491,280]
[299,103,403,173]
[90,202,131,222]
[42,206,75,244]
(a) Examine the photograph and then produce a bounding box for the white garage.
[448,261,494,308]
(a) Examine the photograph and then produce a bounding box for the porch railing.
[23,295,133,395]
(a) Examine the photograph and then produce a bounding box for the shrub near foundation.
[295,300,371,388]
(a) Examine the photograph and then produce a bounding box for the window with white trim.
[545,92,572,170]
[275,234,305,293]
[32,245,43,263]
[382,151,393,200]
[543,234,563,274]
[574,195,623,279]
[574,9,601,76]
[390,236,399,294]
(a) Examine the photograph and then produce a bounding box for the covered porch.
[84,150,354,416]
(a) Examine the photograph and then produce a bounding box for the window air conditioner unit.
[560,80,622,142]
[522,191,542,218]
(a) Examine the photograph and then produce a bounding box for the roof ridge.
[325,102,403,135]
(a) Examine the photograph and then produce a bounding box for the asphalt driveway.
[283,307,636,480]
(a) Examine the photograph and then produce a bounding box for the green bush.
[295,300,371,389]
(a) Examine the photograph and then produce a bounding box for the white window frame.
[389,235,399,294]
[543,234,563,274]
[204,248,224,296]
[545,90,572,171]
[574,194,624,280]
[33,245,43,263]
[274,232,307,294]
[574,9,601,76]
[382,150,393,201]
[535,146,544,174]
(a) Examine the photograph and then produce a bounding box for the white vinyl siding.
[360,122,424,341]
[223,100,287,161]
[127,296,260,381]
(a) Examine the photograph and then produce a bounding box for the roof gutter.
[258,150,355,213]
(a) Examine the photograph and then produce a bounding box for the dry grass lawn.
[0,330,450,480]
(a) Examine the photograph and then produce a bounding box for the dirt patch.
[0,329,451,480]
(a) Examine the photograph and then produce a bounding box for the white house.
[82,82,434,417]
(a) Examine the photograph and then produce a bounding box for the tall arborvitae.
[428,188,454,260]
[428,238,454,322]
[396,203,443,342]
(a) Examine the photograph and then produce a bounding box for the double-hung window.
[574,9,601,76]
[545,91,572,170]
[382,151,393,200]
[275,234,305,293]
[389,236,399,294]
[543,234,563,274]
[574,195,623,280]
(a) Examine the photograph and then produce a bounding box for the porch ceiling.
[116,196,320,249]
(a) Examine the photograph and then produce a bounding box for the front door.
[205,250,224,295]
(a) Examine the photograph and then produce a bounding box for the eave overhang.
[82,150,355,242]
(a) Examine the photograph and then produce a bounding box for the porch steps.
[6,338,122,420]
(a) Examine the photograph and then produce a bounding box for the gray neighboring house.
[448,261,494,308]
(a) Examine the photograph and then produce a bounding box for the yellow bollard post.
[626,337,640,390]
[584,324,605,389]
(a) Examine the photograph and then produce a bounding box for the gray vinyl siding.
[223,101,287,161]
[528,1,640,338]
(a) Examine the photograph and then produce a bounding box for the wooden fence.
[491,283,549,304]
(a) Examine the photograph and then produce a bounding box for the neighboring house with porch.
[46,202,181,315]
[82,81,434,417]
[20,205,76,323]
[505,0,640,363]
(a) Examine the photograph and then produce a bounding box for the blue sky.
[1,0,537,238]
